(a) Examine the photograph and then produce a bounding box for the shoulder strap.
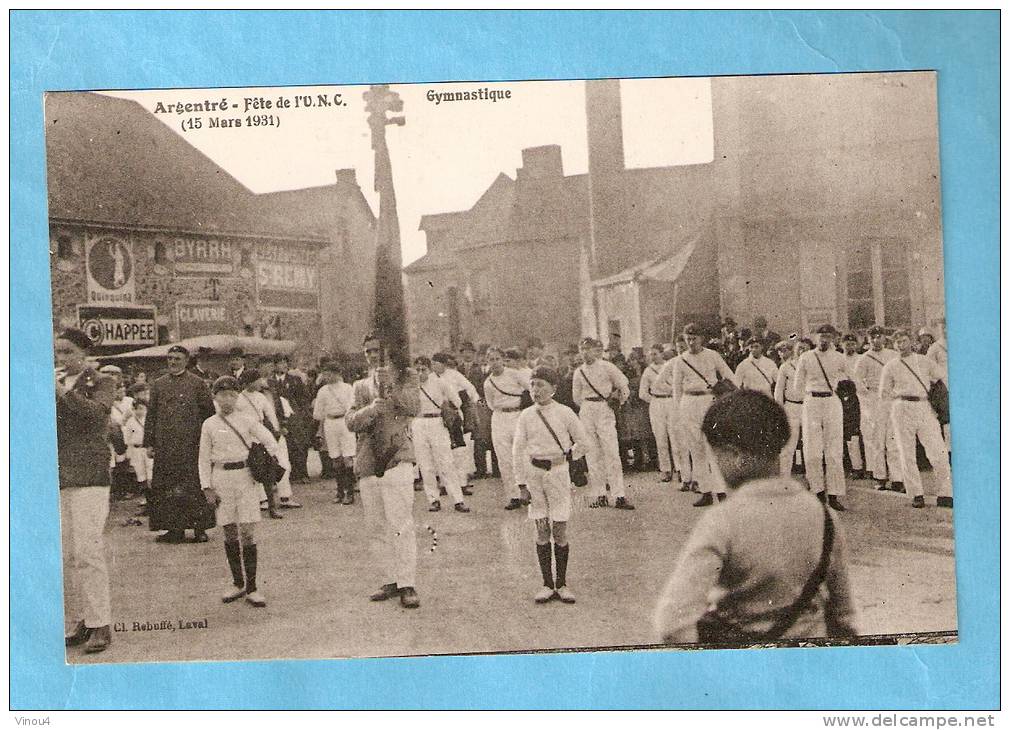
[900,358,931,395]
[764,504,835,640]
[864,353,884,368]
[219,415,250,452]
[679,356,713,389]
[487,376,523,398]
[750,359,773,387]
[578,366,609,399]
[812,353,834,391]
[535,407,568,457]
[419,384,441,409]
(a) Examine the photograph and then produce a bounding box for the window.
[56,234,73,260]
[845,239,911,330]
[880,240,911,327]
[655,315,673,345]
[154,240,168,265]
[846,244,874,330]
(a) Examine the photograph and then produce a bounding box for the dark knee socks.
[224,540,244,588]
[535,542,554,589]
[554,543,569,588]
[242,543,258,593]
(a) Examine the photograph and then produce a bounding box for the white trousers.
[779,402,803,475]
[802,395,846,496]
[275,435,293,500]
[890,400,952,499]
[663,398,688,477]
[61,486,111,629]
[678,393,727,495]
[453,432,475,484]
[491,411,522,500]
[858,393,904,482]
[648,398,674,474]
[359,462,417,588]
[580,401,625,499]
[412,417,464,504]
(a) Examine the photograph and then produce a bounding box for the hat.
[564,345,580,356]
[682,322,701,336]
[775,340,793,351]
[98,364,122,375]
[579,336,601,349]
[197,346,212,355]
[867,325,886,336]
[212,375,241,394]
[841,333,858,343]
[57,328,93,352]
[432,352,453,365]
[503,348,522,361]
[168,345,190,357]
[815,324,838,335]
[320,360,340,373]
[238,368,261,387]
[531,366,558,386]
[459,341,476,353]
[745,337,762,347]
[527,337,544,349]
[722,318,737,328]
[892,328,912,339]
[228,347,245,357]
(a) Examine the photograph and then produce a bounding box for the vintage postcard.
[46,72,956,665]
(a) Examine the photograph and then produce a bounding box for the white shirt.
[794,348,851,396]
[110,396,134,426]
[879,353,945,402]
[572,359,629,405]
[926,340,948,384]
[774,359,805,404]
[735,356,779,396]
[853,348,899,398]
[122,410,146,447]
[671,349,736,401]
[198,411,279,491]
[483,368,528,411]
[438,367,479,403]
[417,372,461,416]
[235,390,279,432]
[639,362,671,400]
[313,381,354,420]
[512,400,588,463]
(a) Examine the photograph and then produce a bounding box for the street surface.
[70,468,956,664]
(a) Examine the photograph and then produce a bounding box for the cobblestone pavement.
[69,468,956,664]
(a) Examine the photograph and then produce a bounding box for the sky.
[104,77,713,264]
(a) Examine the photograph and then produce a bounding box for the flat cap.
[775,340,794,350]
[168,344,190,357]
[745,337,762,347]
[682,322,701,336]
[228,347,245,357]
[867,325,887,336]
[238,368,260,387]
[531,366,558,386]
[98,364,122,375]
[212,375,241,394]
[815,324,838,335]
[579,336,601,348]
[841,333,858,343]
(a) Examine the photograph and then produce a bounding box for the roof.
[591,233,699,288]
[45,92,370,243]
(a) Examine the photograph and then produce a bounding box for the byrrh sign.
[172,236,235,276]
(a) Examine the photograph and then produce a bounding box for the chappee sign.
[78,305,157,352]
[177,301,231,338]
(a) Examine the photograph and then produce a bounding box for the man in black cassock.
[144,345,216,543]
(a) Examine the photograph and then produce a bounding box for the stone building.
[405,72,945,354]
[46,92,376,359]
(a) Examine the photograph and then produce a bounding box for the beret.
[815,324,838,335]
[168,345,190,357]
[531,366,558,386]
[212,375,241,393]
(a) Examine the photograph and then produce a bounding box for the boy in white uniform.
[773,339,809,476]
[413,356,470,513]
[513,367,588,604]
[432,352,478,496]
[639,344,676,483]
[853,326,904,491]
[735,337,779,397]
[235,370,284,517]
[198,376,281,607]
[484,347,532,510]
[879,329,953,509]
[122,394,154,495]
[313,362,357,504]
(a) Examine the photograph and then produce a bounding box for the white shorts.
[323,416,357,458]
[526,461,572,523]
[213,465,262,525]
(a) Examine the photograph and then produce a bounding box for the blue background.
[10,10,999,710]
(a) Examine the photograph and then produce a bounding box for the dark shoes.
[660,472,673,483]
[399,587,420,609]
[192,530,209,543]
[716,493,727,502]
[827,496,846,511]
[936,496,953,509]
[439,487,448,497]
[341,493,354,505]
[850,470,866,480]
[279,498,302,508]
[815,491,827,504]
[693,493,714,507]
[453,502,471,513]
[429,500,441,512]
[462,485,474,496]
[613,497,635,510]
[65,620,89,647]
[370,583,399,602]
[504,498,523,511]
[874,479,889,490]
[84,625,111,653]
[911,495,925,509]
[889,481,906,494]
[155,530,184,544]
[679,482,692,492]
[589,496,609,509]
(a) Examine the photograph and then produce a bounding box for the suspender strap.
[900,359,931,396]
[219,416,251,454]
[864,354,884,368]
[535,408,569,457]
[750,360,773,388]
[488,377,523,398]
[419,385,441,410]
[578,367,610,400]
[813,353,835,392]
[680,357,713,389]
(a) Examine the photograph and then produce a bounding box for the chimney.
[585,79,626,277]
[517,145,564,181]
[335,168,358,185]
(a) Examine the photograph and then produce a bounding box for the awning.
[102,335,298,360]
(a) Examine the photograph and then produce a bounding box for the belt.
[785,398,804,405]
[897,395,924,402]
[809,392,834,398]
[683,390,710,396]
[326,413,346,419]
[584,396,606,402]
[220,461,246,471]
[495,407,520,413]
[651,394,672,399]
[531,455,566,467]
[419,413,442,418]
